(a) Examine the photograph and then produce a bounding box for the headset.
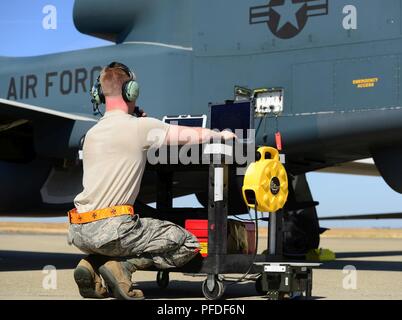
[90,62,140,114]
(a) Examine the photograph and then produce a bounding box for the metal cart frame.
[146,142,319,300]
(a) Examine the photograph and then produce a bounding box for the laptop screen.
[210,101,254,140]
[163,115,207,128]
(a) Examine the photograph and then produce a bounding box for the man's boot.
[99,260,145,300]
[126,255,154,270]
[74,255,109,299]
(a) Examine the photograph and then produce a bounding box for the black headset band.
[107,61,133,80]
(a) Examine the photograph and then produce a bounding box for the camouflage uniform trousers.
[68,214,200,270]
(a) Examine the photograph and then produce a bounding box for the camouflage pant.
[68,215,200,269]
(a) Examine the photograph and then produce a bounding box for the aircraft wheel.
[255,275,266,295]
[156,271,169,289]
[202,279,225,300]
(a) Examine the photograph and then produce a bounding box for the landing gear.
[202,277,225,300]
[255,275,266,295]
[156,271,169,289]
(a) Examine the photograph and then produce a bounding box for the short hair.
[99,66,134,97]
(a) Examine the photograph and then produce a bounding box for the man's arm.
[164,125,237,145]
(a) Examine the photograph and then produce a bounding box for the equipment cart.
[145,141,319,300]
[144,101,320,300]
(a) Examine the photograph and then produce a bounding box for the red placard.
[275,132,282,151]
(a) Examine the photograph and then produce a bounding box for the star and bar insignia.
[250,0,329,39]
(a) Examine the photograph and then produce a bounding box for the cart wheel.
[267,291,286,300]
[202,279,225,300]
[305,279,312,298]
[255,275,266,295]
[156,271,169,289]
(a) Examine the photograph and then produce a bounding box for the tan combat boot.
[99,260,145,300]
[74,255,109,299]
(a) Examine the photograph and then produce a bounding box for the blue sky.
[1,1,402,228]
[0,0,109,57]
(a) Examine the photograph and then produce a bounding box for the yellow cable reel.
[242,147,288,212]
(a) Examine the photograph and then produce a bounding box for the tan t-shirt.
[74,110,170,213]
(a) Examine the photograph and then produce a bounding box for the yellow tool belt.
[68,205,134,224]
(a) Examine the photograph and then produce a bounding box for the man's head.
[91,62,140,114]
[100,65,130,98]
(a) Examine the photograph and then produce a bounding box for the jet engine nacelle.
[0,160,51,211]
[373,148,402,194]
[73,0,191,45]
[73,0,139,43]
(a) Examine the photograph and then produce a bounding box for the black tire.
[156,271,169,289]
[255,275,266,296]
[202,279,225,300]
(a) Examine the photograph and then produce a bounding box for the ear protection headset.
[90,62,140,106]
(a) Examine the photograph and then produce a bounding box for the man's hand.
[221,130,237,141]
[164,126,237,145]
[134,106,147,117]
[139,109,147,117]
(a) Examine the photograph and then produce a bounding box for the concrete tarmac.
[0,232,401,300]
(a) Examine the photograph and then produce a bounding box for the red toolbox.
[185,219,256,257]
[185,219,209,257]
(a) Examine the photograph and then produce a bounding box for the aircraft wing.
[320,213,402,220]
[0,98,97,122]
[316,159,402,220]
[0,98,97,162]
[317,159,380,177]
[0,98,99,210]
